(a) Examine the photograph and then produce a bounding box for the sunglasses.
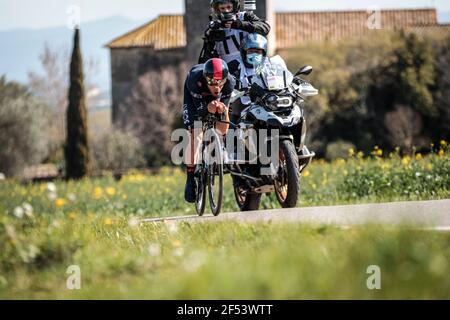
[206,77,227,86]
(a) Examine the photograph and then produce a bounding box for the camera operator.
[199,0,271,64]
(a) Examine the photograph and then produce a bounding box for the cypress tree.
[65,28,90,179]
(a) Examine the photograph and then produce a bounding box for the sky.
[0,0,449,31]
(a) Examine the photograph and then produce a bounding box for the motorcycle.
[226,57,318,211]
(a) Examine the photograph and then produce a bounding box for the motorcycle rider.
[182,58,236,203]
[199,0,271,64]
[228,32,270,124]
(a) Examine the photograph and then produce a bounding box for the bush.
[91,130,146,172]
[281,30,448,156]
[325,140,355,160]
[0,77,50,177]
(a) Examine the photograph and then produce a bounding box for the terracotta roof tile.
[106,15,186,49]
[276,8,437,48]
[106,8,440,50]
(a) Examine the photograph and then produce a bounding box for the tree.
[91,129,146,172]
[391,32,436,117]
[65,29,90,179]
[28,43,99,142]
[117,66,184,167]
[0,76,50,177]
[434,35,450,141]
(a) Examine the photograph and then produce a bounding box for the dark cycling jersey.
[182,63,236,129]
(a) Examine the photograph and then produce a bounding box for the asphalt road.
[142,199,450,228]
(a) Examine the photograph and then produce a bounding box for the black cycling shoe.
[184,171,197,203]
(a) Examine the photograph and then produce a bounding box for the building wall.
[184,0,275,63]
[110,47,186,124]
[184,0,212,64]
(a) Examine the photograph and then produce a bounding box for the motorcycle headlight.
[264,94,278,111]
[277,96,293,107]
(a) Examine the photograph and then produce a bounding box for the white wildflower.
[47,192,57,201]
[13,206,24,219]
[46,182,57,193]
[183,251,207,273]
[166,221,178,235]
[147,243,161,257]
[173,247,184,257]
[51,220,61,229]
[128,217,140,228]
[67,193,77,202]
[0,173,5,180]
[22,203,33,217]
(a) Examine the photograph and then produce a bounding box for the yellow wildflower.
[104,218,113,226]
[348,148,355,157]
[427,163,433,171]
[93,187,103,199]
[303,170,310,177]
[173,240,182,247]
[440,140,447,147]
[438,149,445,157]
[55,198,66,208]
[106,187,116,196]
[402,156,411,166]
[415,153,422,160]
[68,212,77,220]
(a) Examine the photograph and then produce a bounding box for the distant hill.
[0,15,148,95]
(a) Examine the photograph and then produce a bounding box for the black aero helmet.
[203,58,229,84]
[210,0,240,15]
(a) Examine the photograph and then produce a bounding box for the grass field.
[0,144,449,299]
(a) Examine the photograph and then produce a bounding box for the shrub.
[0,77,50,177]
[325,140,355,160]
[91,130,146,172]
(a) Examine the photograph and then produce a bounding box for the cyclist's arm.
[219,76,236,107]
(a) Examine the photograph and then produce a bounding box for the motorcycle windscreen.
[254,63,294,91]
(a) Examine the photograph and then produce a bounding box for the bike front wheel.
[195,167,207,216]
[208,162,223,216]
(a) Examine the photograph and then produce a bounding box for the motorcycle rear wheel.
[234,185,262,211]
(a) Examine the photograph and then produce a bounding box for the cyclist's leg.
[183,87,202,203]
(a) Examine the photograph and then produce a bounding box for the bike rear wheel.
[208,162,223,216]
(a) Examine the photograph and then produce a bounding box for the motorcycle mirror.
[295,65,313,77]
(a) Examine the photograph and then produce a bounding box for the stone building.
[105,2,449,128]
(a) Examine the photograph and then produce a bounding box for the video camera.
[207,12,237,42]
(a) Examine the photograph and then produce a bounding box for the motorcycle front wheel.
[274,139,300,208]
